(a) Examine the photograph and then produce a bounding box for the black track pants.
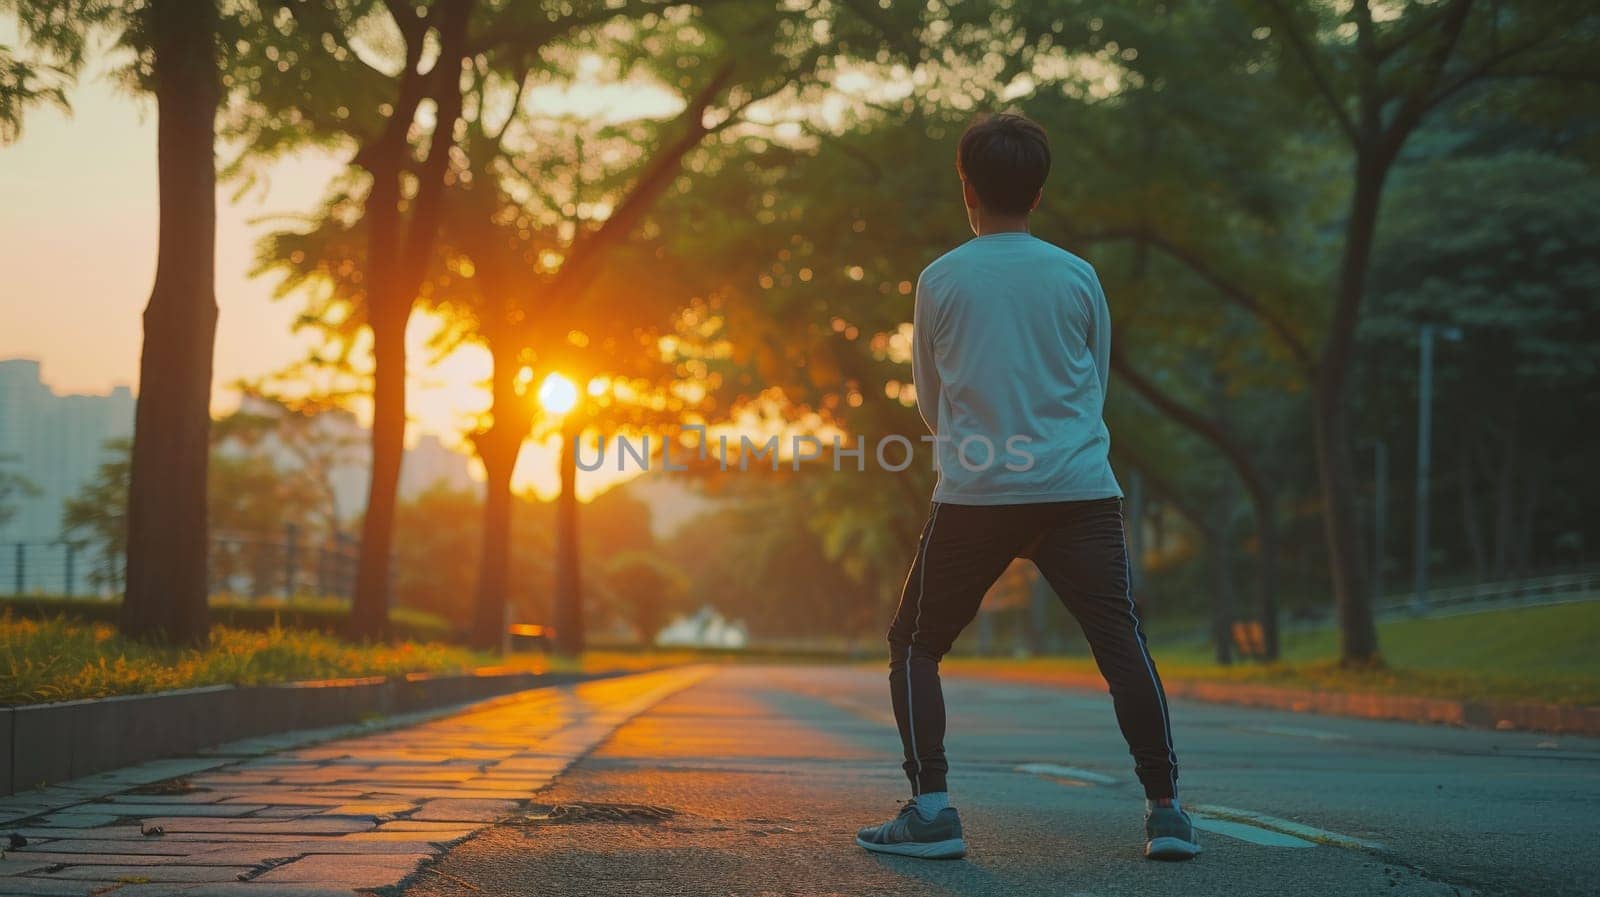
[886,498,1179,800]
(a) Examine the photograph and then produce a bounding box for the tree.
[0,0,111,142]
[61,441,131,593]
[246,0,794,641]
[62,435,333,598]
[603,552,687,646]
[389,483,493,627]
[341,0,474,639]
[1,0,216,642]
[1365,153,1600,581]
[1234,0,1600,663]
[950,7,1329,662]
[238,0,481,639]
[662,489,886,647]
[415,0,947,653]
[120,0,222,646]
[254,37,720,650]
[0,453,39,533]
[206,451,321,598]
[215,389,365,536]
[1015,0,1599,664]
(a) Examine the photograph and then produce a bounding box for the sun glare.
[537,373,579,415]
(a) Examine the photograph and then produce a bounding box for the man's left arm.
[912,274,942,434]
[1090,276,1112,397]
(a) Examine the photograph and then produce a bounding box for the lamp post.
[1373,440,1388,603]
[1412,323,1463,612]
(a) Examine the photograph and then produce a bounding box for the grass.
[0,612,714,706]
[1,595,456,642]
[945,602,1600,706]
[13,602,1592,708]
[0,613,493,705]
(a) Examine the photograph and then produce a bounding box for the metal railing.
[1,541,95,596]
[1,526,362,600]
[1374,569,1600,619]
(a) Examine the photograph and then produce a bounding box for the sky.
[0,63,495,433]
[0,46,681,501]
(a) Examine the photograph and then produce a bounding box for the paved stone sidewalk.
[0,667,708,897]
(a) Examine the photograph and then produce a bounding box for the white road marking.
[1012,763,1382,853]
[1013,763,1119,785]
[1195,804,1387,851]
[1239,724,1350,741]
[1190,814,1317,847]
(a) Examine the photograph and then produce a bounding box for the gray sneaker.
[856,801,967,859]
[1145,804,1201,860]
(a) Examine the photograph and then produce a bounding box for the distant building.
[619,474,716,540]
[226,396,476,529]
[0,357,477,545]
[400,433,476,498]
[0,359,134,543]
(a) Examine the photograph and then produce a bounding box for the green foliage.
[0,0,117,141]
[388,479,655,628]
[59,426,352,596]
[1361,151,1600,576]
[216,389,367,532]
[59,439,131,591]
[1371,154,1600,385]
[0,452,39,532]
[662,479,893,643]
[601,551,688,645]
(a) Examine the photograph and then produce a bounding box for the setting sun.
[537,373,579,416]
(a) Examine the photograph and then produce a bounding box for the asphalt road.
[404,665,1600,897]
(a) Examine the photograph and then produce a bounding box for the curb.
[0,668,601,796]
[956,668,1600,736]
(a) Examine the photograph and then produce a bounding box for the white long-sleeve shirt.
[913,232,1122,505]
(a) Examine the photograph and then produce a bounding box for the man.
[854,113,1200,862]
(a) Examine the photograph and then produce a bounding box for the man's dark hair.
[956,113,1051,216]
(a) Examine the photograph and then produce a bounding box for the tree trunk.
[121,0,219,647]
[1313,382,1378,662]
[345,0,472,640]
[1314,156,1387,665]
[1209,524,1236,666]
[1253,499,1282,660]
[470,443,516,650]
[466,280,534,648]
[350,312,406,639]
[552,420,584,656]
